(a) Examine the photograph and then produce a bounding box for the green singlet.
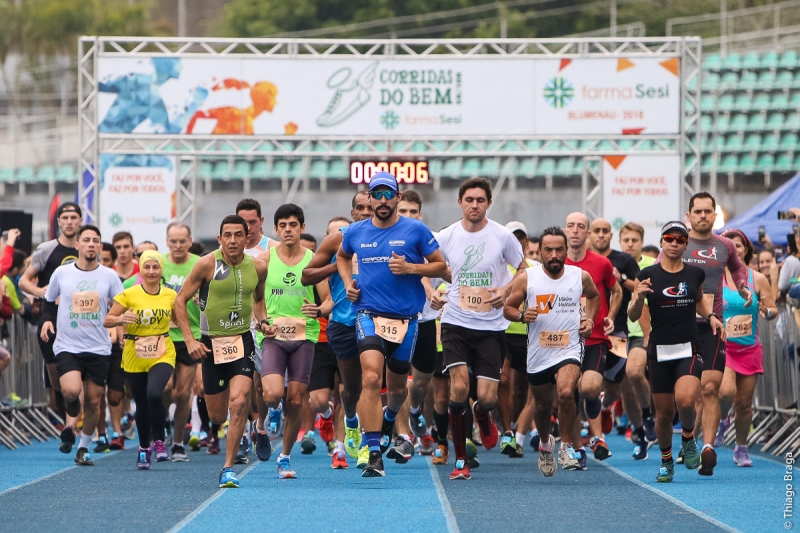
[162,253,201,342]
[199,249,259,337]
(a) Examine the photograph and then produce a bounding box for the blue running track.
[0,431,790,532]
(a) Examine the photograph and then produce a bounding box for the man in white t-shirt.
[40,225,124,466]
[433,178,526,481]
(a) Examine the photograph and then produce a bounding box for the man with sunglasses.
[668,192,750,475]
[336,172,447,477]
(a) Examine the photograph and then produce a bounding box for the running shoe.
[466,439,480,469]
[266,403,283,440]
[714,418,730,448]
[699,445,717,476]
[301,432,317,455]
[94,434,110,453]
[632,437,648,461]
[172,444,189,462]
[277,456,297,479]
[409,410,428,439]
[656,461,674,482]
[109,433,125,451]
[733,445,753,467]
[332,450,349,469]
[473,405,499,450]
[165,422,174,449]
[682,437,701,470]
[471,427,482,447]
[253,428,272,462]
[576,448,587,470]
[386,436,414,464]
[327,441,336,457]
[74,447,94,466]
[590,436,611,461]
[137,447,152,470]
[188,432,200,452]
[449,458,471,480]
[361,450,385,477]
[676,447,684,464]
[154,440,170,462]
[380,407,395,454]
[558,446,580,470]
[616,413,629,435]
[219,467,240,488]
[59,426,75,454]
[356,445,369,469]
[235,436,250,464]
[538,435,557,477]
[319,403,335,443]
[644,417,657,443]
[601,409,613,435]
[432,444,449,465]
[207,433,220,455]
[198,427,210,448]
[122,424,136,442]
[344,416,362,459]
[529,429,541,450]
[500,433,517,456]
[419,435,436,456]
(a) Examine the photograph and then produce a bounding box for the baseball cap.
[505,221,528,236]
[57,202,82,218]
[661,221,689,237]
[368,172,398,192]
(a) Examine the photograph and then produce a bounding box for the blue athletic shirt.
[329,225,357,327]
[341,216,439,319]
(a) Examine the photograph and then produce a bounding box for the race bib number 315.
[374,316,408,344]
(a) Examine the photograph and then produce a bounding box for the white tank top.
[526,265,584,374]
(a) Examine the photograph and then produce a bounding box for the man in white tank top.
[504,227,600,477]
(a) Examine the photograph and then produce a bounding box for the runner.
[100,243,117,268]
[104,251,177,469]
[173,215,269,488]
[630,221,723,482]
[437,178,526,480]
[718,230,777,466]
[39,224,124,465]
[257,204,332,479]
[301,192,373,467]
[504,226,599,476]
[336,172,446,477]
[526,236,541,263]
[564,212,621,467]
[618,222,658,459]
[19,202,81,451]
[122,241,159,288]
[672,192,750,475]
[113,232,139,281]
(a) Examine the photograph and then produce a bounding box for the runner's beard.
[544,259,564,275]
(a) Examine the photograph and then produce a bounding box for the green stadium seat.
[790,93,800,110]
[15,166,34,183]
[269,160,290,179]
[198,162,213,179]
[730,113,749,132]
[460,158,481,177]
[738,71,757,90]
[55,165,76,182]
[255,142,275,153]
[716,114,731,132]
[762,133,780,151]
[442,159,460,178]
[312,142,329,153]
[179,161,191,176]
[762,51,779,70]
[637,140,656,151]
[757,71,776,90]
[731,94,750,112]
[480,158,500,177]
[328,160,347,179]
[740,154,757,173]
[687,76,698,91]
[373,142,388,153]
[752,93,770,111]
[288,160,305,178]
[555,157,574,177]
[787,112,800,130]
[768,112,786,130]
[743,134,762,151]
[794,71,800,89]
[251,160,268,179]
[776,70,794,90]
[703,53,722,70]
[793,153,800,170]
[700,135,714,152]
[525,140,543,151]
[232,161,251,180]
[517,158,535,178]
[536,158,556,177]
[211,161,230,180]
[500,158,517,176]
[723,134,743,153]
[700,115,713,132]
[780,50,798,69]
[722,53,741,70]
[770,93,790,111]
[702,73,721,91]
[757,153,775,172]
[617,139,635,150]
[428,160,443,177]
[450,141,471,153]
[780,133,799,151]
[719,154,739,173]
[309,160,328,179]
[715,94,733,112]
[742,52,760,70]
[0,167,13,182]
[35,165,55,182]
[776,152,795,172]
[701,155,717,174]
[747,114,767,132]
[721,71,740,90]
[431,141,447,152]
[350,142,370,153]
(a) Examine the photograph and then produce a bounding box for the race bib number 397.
[72,291,99,314]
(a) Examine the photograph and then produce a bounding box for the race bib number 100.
[211,335,245,364]
[459,286,491,313]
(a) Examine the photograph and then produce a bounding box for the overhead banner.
[96,56,680,137]
[98,155,177,251]
[602,154,682,248]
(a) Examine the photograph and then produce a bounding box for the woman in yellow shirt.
[104,251,177,470]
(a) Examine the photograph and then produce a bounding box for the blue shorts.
[327,320,359,361]
[355,312,418,365]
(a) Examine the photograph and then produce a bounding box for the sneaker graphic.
[316,62,378,128]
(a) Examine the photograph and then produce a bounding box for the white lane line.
[591,459,742,533]
[426,457,461,533]
[0,449,119,498]
[167,444,282,533]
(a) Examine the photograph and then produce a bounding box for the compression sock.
[449,401,468,460]
[433,411,450,444]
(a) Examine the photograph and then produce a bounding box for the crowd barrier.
[0,316,62,449]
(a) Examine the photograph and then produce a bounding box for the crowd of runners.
[15,171,800,486]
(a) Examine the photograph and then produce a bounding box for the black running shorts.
[200,333,256,396]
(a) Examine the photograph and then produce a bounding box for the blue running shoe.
[137,447,151,470]
[267,403,283,440]
[277,456,297,479]
[576,448,587,470]
[219,467,240,488]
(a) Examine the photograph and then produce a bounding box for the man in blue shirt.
[337,172,447,477]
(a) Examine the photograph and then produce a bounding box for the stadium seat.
[762,51,779,70]
[721,71,740,90]
[288,160,305,178]
[701,155,717,174]
[699,115,713,132]
[199,162,213,180]
[460,158,481,177]
[794,71,800,89]
[743,134,762,152]
[793,154,800,171]
[55,165,76,182]
[715,114,731,133]
[309,160,328,179]
[762,133,780,151]
[739,154,757,173]
[525,140,543,151]
[617,139,635,150]
[780,133,799,151]
[747,113,766,132]
[756,71,776,90]
[536,158,556,177]
[499,158,517,176]
[757,153,776,172]
[722,53,741,70]
[328,160,347,179]
[731,94,751,112]
[787,112,800,130]
[269,160,290,179]
[770,93,790,111]
[255,142,275,153]
[752,92,770,111]
[731,113,750,133]
[35,165,55,183]
[442,159,460,178]
[768,112,786,130]
[723,134,743,153]
[0,167,13,182]
[555,157,574,177]
[480,157,500,177]
[775,152,795,172]
[719,154,740,173]
[790,93,800,110]
[703,53,722,71]
[776,70,794,90]
[211,161,230,180]
[742,52,760,70]
[714,94,732,112]
[428,160,443,177]
[517,158,536,178]
[703,73,721,91]
[251,160,268,179]
[738,71,757,90]
[15,166,34,183]
[232,161,251,180]
[780,50,798,69]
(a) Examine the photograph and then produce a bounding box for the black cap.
[56,202,82,218]
[661,221,689,237]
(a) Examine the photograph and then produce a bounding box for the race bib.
[656,342,692,362]
[609,336,628,358]
[374,316,408,344]
[134,335,166,359]
[697,293,715,319]
[459,286,491,313]
[352,253,359,276]
[274,317,306,341]
[539,330,569,349]
[726,314,753,338]
[72,291,99,314]
[211,335,245,364]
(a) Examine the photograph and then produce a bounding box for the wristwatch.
[706,312,718,322]
[517,311,524,322]
[621,273,628,282]
[316,308,322,318]
[259,319,270,328]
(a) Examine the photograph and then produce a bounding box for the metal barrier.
[0,315,62,449]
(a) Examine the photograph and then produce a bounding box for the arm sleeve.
[31,243,50,272]
[503,232,524,267]
[44,269,60,302]
[0,246,13,277]
[724,236,748,288]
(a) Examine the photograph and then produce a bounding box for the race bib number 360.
[274,317,306,342]
[374,316,408,344]
[459,286,491,313]
[539,330,569,349]
[212,335,245,364]
[72,291,99,314]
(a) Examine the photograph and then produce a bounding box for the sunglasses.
[662,235,687,244]
[370,190,397,200]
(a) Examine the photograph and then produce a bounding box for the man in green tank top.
[257,204,332,479]
[174,215,269,489]
[161,222,201,462]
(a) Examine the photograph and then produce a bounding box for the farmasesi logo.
[543,77,574,108]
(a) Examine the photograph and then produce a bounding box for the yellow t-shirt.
[114,284,177,373]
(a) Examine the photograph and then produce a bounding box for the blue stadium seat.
[779,50,798,69]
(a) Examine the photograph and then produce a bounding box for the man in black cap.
[19,201,83,451]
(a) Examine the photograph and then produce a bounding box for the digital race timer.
[350,161,429,185]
